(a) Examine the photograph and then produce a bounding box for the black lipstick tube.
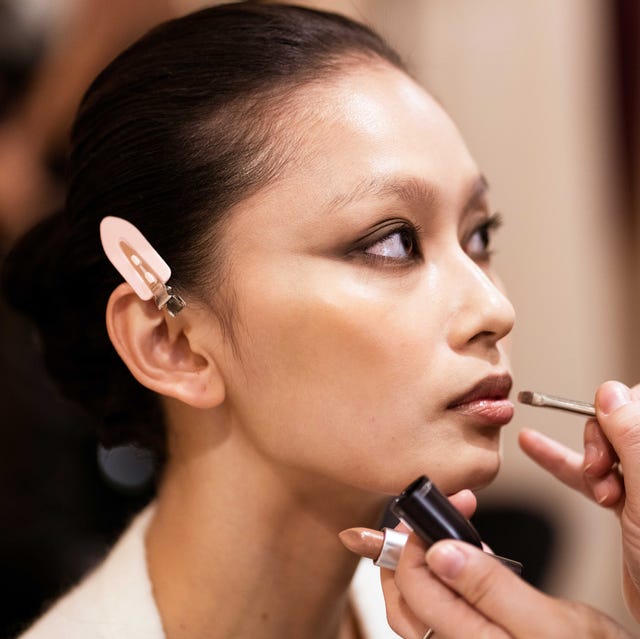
[391,476,522,575]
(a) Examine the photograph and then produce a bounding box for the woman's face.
[209,62,515,497]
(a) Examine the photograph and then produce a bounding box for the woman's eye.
[364,227,416,260]
[466,226,490,257]
[464,213,502,261]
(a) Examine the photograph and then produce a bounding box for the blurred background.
[0,0,638,634]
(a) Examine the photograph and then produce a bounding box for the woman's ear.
[105,283,225,409]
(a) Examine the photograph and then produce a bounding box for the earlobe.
[105,283,225,409]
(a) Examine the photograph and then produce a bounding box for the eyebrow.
[323,173,489,215]
[462,174,490,213]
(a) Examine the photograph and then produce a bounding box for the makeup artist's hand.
[341,489,633,637]
[381,533,633,638]
[519,380,640,621]
[341,492,634,637]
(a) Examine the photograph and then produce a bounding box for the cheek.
[244,267,438,400]
[225,263,452,478]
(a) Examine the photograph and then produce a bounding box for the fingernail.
[600,382,631,415]
[425,542,467,580]
[595,486,610,504]
[583,443,600,475]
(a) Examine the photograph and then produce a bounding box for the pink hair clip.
[99,216,186,317]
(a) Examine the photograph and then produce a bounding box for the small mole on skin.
[261,611,269,621]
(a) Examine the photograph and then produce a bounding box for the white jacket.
[18,505,400,638]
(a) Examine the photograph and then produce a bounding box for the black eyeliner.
[348,219,422,265]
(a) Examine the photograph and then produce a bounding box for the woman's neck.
[145,414,385,639]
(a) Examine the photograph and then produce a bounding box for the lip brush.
[517,390,596,417]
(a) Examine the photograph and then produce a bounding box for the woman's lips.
[448,398,514,425]
[447,373,514,425]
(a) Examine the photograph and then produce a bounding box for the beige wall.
[293,0,637,628]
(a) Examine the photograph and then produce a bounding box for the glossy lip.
[447,373,514,425]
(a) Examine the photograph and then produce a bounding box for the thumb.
[425,540,564,636]
[596,381,640,486]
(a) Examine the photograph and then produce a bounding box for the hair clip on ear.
[99,216,186,317]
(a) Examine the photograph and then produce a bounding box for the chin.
[468,457,501,490]
[368,440,502,497]
[466,447,502,490]
[428,448,502,495]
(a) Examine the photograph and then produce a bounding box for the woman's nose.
[446,254,515,353]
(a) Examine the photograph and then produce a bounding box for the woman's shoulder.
[16,504,165,639]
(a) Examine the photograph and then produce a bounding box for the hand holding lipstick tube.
[389,536,633,638]
[339,475,634,638]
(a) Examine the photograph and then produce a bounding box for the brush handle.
[518,391,595,416]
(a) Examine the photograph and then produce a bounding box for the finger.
[583,418,623,509]
[595,382,640,511]
[595,382,640,472]
[518,428,586,493]
[393,534,510,639]
[584,468,625,510]
[519,427,624,510]
[583,419,618,478]
[446,489,477,520]
[380,566,429,639]
[425,540,585,638]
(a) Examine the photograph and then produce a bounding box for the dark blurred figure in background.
[0,1,200,634]
[0,0,195,246]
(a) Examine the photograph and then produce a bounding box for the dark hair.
[2,2,404,461]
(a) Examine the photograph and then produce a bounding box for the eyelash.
[355,212,503,265]
[354,220,423,266]
[465,212,503,262]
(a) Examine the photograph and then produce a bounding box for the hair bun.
[2,210,165,456]
[2,210,72,328]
